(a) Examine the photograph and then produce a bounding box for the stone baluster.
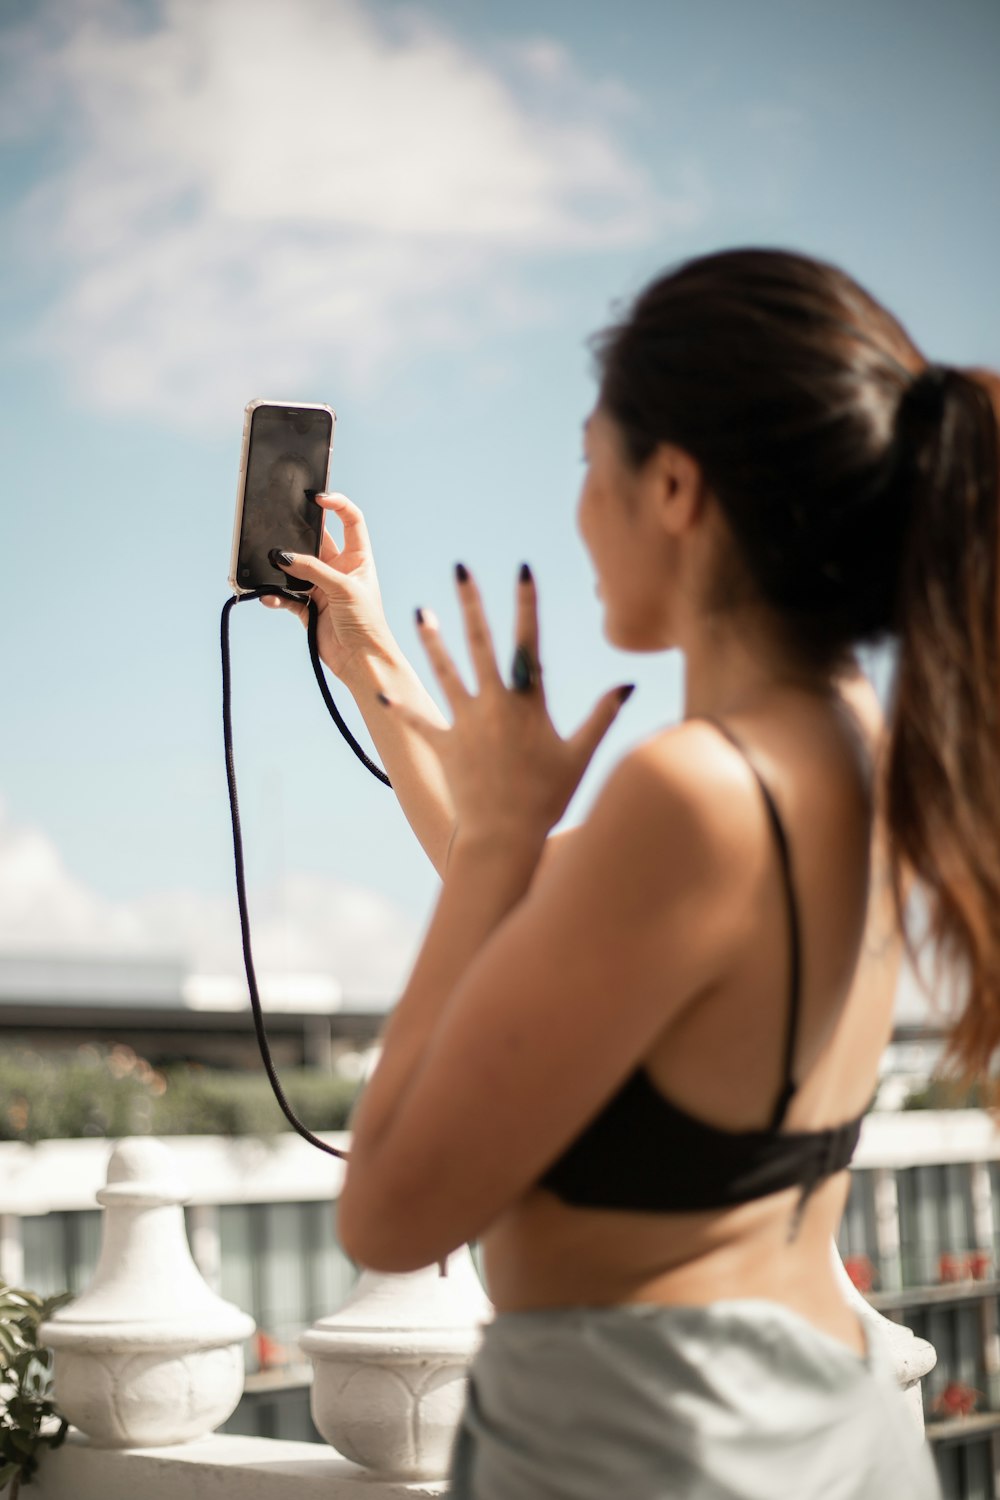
[39,1137,255,1448]
[301,1246,493,1481]
[298,1040,493,1482]
[832,1240,937,1429]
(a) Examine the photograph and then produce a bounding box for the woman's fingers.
[260,593,308,623]
[513,562,540,665]
[316,492,371,556]
[313,494,344,563]
[415,607,472,711]
[568,685,636,770]
[267,548,349,596]
[454,565,504,692]
[318,525,342,564]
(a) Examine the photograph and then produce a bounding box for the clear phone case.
[228,398,336,595]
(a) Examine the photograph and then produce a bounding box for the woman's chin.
[605,612,668,654]
[603,619,653,652]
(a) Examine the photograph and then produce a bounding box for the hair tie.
[905,362,951,416]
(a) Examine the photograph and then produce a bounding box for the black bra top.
[537,718,866,1238]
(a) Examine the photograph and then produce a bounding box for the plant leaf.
[38,1291,72,1318]
[0,1326,22,1358]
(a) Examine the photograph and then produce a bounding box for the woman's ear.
[644,443,708,536]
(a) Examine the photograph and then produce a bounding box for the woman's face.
[576,406,679,652]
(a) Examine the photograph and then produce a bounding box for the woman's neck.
[681,607,837,721]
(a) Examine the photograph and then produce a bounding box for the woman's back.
[481,668,902,1351]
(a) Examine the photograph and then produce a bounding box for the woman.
[264,248,999,1496]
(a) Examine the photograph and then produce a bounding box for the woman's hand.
[380,564,635,851]
[261,493,394,679]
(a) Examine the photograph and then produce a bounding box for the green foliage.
[902,1075,1000,1111]
[0,1045,359,1143]
[151,1062,359,1138]
[0,1046,158,1142]
[0,1281,71,1497]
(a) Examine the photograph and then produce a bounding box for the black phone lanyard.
[220,589,390,1162]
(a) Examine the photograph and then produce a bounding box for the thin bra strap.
[700,718,803,1130]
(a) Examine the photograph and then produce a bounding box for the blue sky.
[1,0,998,1002]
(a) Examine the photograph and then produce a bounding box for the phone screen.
[235,403,334,591]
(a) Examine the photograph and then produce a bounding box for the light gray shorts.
[447,1299,941,1499]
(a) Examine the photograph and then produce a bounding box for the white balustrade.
[32,1135,489,1491]
[301,1249,493,1479]
[39,1137,255,1447]
[21,1137,936,1500]
[832,1240,937,1429]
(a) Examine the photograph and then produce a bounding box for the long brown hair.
[886,367,1000,1076]
[594,248,1000,1076]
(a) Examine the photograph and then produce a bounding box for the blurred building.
[0,951,386,1071]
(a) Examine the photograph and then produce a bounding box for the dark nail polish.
[376,692,391,706]
[455,562,469,583]
[415,607,425,626]
[519,562,532,584]
[617,683,636,704]
[269,548,295,568]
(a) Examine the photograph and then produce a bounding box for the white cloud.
[5,0,697,426]
[0,794,936,1026]
[0,806,147,953]
[0,800,419,1002]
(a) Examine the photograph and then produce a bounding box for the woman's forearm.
[344,829,543,1163]
[339,637,456,876]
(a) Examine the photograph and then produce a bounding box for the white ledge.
[855,1109,1000,1167]
[33,1431,448,1499]
[0,1133,350,1214]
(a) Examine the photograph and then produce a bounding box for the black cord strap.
[305,599,392,788]
[221,588,391,1160]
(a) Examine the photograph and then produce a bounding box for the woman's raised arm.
[261,492,457,877]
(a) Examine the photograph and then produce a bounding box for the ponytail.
[886,366,1000,1077]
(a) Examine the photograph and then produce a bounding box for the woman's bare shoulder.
[549,718,760,867]
[625,718,765,806]
[577,720,767,882]
[530,723,759,996]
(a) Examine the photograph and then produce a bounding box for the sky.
[0,0,998,1007]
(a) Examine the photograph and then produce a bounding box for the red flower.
[843,1255,875,1293]
[254,1331,289,1371]
[933,1382,982,1418]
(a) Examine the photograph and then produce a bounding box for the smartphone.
[229,399,337,595]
